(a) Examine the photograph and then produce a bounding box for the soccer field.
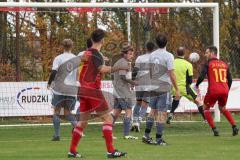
[0,116,240,160]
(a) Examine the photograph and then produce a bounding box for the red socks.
[204,110,215,129]
[102,124,115,153]
[221,109,236,126]
[204,109,236,129]
[70,124,115,154]
[70,126,83,153]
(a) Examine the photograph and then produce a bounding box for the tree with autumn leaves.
[0,0,239,81]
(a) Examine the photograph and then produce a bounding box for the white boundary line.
[0,121,202,128]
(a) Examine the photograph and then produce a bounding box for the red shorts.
[204,92,228,108]
[78,87,109,113]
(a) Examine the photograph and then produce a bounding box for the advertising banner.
[0,80,239,117]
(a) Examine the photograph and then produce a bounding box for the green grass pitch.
[0,116,240,160]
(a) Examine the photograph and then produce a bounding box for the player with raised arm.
[131,41,155,132]
[195,46,238,136]
[111,45,138,140]
[47,39,78,141]
[68,29,127,158]
[166,47,205,124]
[142,33,180,145]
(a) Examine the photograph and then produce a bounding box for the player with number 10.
[195,46,238,136]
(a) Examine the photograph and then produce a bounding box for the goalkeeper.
[166,47,205,124]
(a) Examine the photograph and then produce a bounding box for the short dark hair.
[62,39,73,51]
[146,41,155,52]
[121,45,134,54]
[207,46,218,55]
[155,33,167,48]
[86,38,92,48]
[177,47,185,56]
[91,29,105,43]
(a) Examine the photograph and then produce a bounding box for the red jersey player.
[195,46,238,136]
[68,29,128,158]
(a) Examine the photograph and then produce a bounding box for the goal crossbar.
[0,2,218,8]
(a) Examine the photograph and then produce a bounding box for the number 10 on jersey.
[213,68,227,83]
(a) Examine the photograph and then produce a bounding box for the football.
[189,52,200,63]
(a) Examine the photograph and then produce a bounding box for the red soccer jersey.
[78,49,109,113]
[79,48,103,89]
[196,58,232,108]
[207,59,229,94]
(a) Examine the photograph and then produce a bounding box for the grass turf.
[0,116,240,160]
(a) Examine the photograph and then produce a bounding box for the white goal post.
[0,2,220,122]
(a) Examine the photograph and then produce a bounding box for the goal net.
[0,2,227,125]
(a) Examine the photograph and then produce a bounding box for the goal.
[0,2,220,124]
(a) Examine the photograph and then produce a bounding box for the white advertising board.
[0,80,239,117]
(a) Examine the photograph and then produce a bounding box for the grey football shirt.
[112,58,133,98]
[51,52,79,96]
[135,53,151,91]
[149,48,174,93]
